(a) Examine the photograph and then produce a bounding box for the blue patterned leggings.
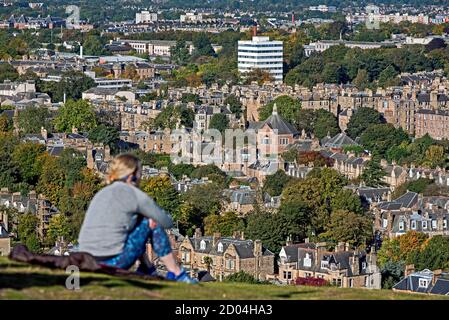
[100,216,172,269]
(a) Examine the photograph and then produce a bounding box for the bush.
[223,271,266,284]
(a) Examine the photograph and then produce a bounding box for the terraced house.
[278,241,381,289]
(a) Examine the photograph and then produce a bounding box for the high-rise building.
[135,11,158,24]
[238,36,283,83]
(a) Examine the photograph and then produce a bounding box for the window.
[432,220,437,229]
[321,261,329,269]
[411,220,417,230]
[399,221,404,231]
[422,221,428,229]
[303,253,312,268]
[349,279,353,288]
[262,135,270,144]
[418,278,429,288]
[444,219,447,229]
[200,240,206,250]
[362,262,367,270]
[383,218,388,228]
[217,242,223,253]
[365,276,369,287]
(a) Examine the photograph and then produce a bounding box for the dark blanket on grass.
[8,244,162,280]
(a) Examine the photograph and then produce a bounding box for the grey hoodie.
[78,181,173,257]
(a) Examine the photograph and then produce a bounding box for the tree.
[208,113,229,133]
[245,210,285,254]
[314,109,340,139]
[36,154,66,205]
[141,176,180,214]
[169,163,196,180]
[12,142,46,186]
[378,65,400,88]
[360,160,387,187]
[321,210,372,247]
[410,236,449,271]
[192,32,215,57]
[46,213,70,246]
[263,170,293,197]
[54,100,97,133]
[204,211,245,237]
[0,63,19,82]
[88,124,119,148]
[353,69,370,90]
[258,95,301,125]
[0,113,12,133]
[55,71,96,102]
[224,94,243,119]
[17,107,52,134]
[243,68,274,85]
[277,198,313,243]
[170,40,191,65]
[422,145,446,168]
[17,213,40,253]
[203,256,213,273]
[360,124,409,157]
[346,107,384,139]
[330,189,364,214]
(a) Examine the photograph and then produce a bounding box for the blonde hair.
[106,154,141,184]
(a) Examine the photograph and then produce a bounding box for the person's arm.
[133,187,174,229]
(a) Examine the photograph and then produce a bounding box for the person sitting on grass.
[78,153,197,284]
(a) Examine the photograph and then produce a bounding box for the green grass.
[0,258,446,300]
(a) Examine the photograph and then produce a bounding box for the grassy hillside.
[0,258,445,300]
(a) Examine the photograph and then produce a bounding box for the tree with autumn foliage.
[140,175,180,214]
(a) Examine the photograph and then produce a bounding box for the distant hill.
[0,258,446,300]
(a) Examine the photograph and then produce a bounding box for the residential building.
[0,222,10,256]
[278,241,381,289]
[135,11,157,24]
[393,267,449,296]
[238,36,284,83]
[178,230,275,281]
[415,109,449,140]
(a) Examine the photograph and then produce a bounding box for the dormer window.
[200,240,206,250]
[304,253,312,268]
[399,221,405,231]
[411,220,417,230]
[321,260,329,269]
[432,220,437,229]
[443,219,447,229]
[418,278,429,288]
[217,242,223,253]
[382,218,388,228]
[422,221,428,230]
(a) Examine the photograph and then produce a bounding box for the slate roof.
[249,105,298,135]
[378,192,418,210]
[189,236,274,259]
[393,270,449,295]
[322,132,358,148]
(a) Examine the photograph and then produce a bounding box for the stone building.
[373,192,449,238]
[278,241,381,289]
[0,222,10,256]
[178,230,275,281]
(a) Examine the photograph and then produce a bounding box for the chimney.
[336,242,346,253]
[72,127,78,134]
[40,127,48,141]
[104,145,111,161]
[254,239,262,256]
[232,231,240,239]
[432,269,442,286]
[194,228,202,238]
[252,24,257,37]
[212,232,221,247]
[240,231,245,240]
[404,264,415,277]
[315,242,327,266]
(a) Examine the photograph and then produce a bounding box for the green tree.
[170,40,191,65]
[314,109,340,139]
[411,235,449,271]
[263,170,293,197]
[12,143,46,186]
[224,271,262,284]
[203,211,245,237]
[330,189,363,214]
[353,69,370,90]
[360,124,409,157]
[46,213,71,246]
[17,107,52,134]
[54,100,97,133]
[88,124,119,148]
[277,198,313,243]
[208,113,229,133]
[360,160,387,187]
[141,176,180,214]
[0,63,19,82]
[258,95,301,125]
[321,210,372,247]
[17,213,41,253]
[192,32,215,57]
[224,94,243,119]
[346,107,384,139]
[378,65,400,88]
